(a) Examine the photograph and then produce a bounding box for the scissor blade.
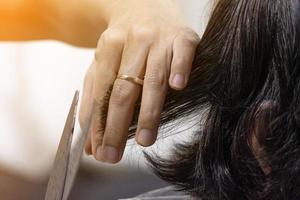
[45,91,79,200]
[62,100,94,200]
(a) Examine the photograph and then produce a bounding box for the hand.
[79,0,200,163]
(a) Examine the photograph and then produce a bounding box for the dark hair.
[128,0,300,199]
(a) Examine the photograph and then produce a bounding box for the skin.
[1,0,200,164]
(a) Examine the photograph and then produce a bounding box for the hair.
[128,0,300,199]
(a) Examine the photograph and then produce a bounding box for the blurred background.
[0,0,212,199]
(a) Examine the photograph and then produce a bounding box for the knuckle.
[104,138,123,149]
[145,69,167,89]
[110,81,133,106]
[104,128,126,146]
[98,29,125,47]
[140,109,161,126]
[130,24,156,41]
[172,56,189,68]
[106,127,122,140]
[95,29,125,65]
[180,27,201,46]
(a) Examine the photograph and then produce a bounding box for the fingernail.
[138,129,155,146]
[172,74,185,88]
[101,146,119,163]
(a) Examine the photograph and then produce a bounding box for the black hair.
[128,0,300,199]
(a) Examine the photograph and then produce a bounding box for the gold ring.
[117,74,144,86]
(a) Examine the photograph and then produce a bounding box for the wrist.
[108,0,187,26]
[43,0,115,46]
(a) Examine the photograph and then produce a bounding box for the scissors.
[44,91,93,200]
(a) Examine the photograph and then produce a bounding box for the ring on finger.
[116,74,145,86]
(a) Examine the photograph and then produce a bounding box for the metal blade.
[45,91,79,200]
[62,100,94,200]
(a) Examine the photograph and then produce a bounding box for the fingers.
[81,27,200,163]
[91,29,125,161]
[79,62,95,155]
[98,33,150,163]
[169,30,200,90]
[135,45,172,146]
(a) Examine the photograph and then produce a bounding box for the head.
[128,0,300,199]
